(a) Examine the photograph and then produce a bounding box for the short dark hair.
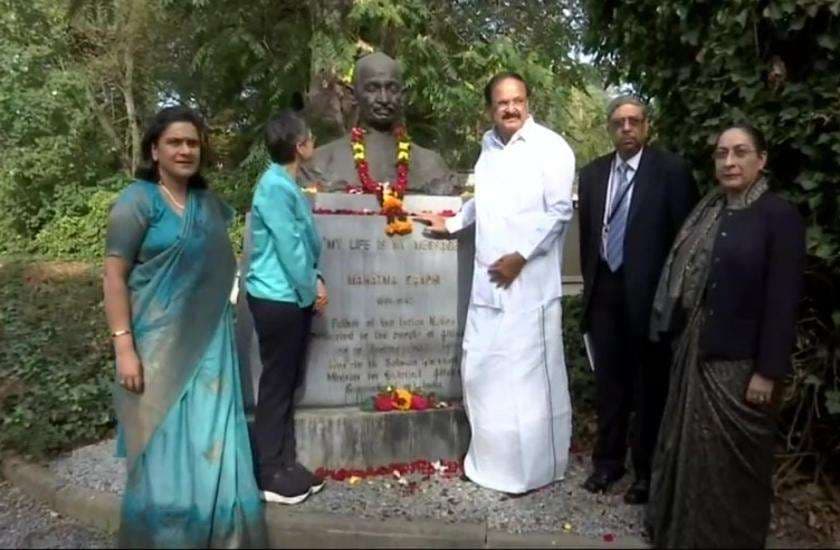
[136,106,209,188]
[715,123,768,154]
[606,95,648,122]
[483,72,530,106]
[265,110,310,164]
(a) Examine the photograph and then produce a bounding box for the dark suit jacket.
[579,146,698,338]
[699,191,805,379]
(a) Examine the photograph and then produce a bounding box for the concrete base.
[289,405,470,470]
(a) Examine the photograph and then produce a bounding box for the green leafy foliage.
[0,261,115,457]
[582,0,839,481]
[34,182,126,258]
[562,294,598,443]
[0,0,610,258]
[0,0,117,256]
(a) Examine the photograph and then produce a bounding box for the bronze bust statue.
[300,52,458,196]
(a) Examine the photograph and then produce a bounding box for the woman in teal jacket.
[246,110,328,505]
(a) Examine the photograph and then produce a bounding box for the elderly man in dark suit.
[578,96,698,504]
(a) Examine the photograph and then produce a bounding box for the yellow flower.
[398,142,410,152]
[382,194,403,215]
[393,388,412,410]
[385,219,413,236]
[352,143,365,153]
[397,151,410,161]
[353,152,365,161]
[400,220,414,235]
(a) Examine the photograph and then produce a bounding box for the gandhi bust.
[300,52,457,195]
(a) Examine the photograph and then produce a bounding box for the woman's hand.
[104,257,143,393]
[315,278,329,315]
[116,346,144,394]
[745,372,774,406]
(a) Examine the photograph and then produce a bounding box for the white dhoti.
[461,297,572,493]
[446,116,577,493]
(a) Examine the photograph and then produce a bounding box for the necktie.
[605,162,631,272]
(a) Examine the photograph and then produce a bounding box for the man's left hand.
[488,252,526,288]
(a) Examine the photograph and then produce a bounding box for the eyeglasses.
[609,116,645,130]
[712,146,756,161]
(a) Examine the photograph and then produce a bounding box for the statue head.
[354,52,404,132]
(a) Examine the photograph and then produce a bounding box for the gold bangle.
[111,329,132,338]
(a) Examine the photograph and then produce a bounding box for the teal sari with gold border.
[106,180,266,548]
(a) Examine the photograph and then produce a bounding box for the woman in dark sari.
[103,107,266,548]
[647,124,805,548]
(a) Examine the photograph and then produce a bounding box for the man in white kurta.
[416,73,575,494]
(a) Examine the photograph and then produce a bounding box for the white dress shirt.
[600,148,643,259]
[445,116,575,311]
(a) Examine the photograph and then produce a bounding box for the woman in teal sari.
[103,106,266,548]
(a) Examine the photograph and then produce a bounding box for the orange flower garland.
[350,126,412,236]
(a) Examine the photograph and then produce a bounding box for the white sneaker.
[260,467,312,505]
[260,487,311,505]
[293,462,326,495]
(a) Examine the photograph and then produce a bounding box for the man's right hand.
[412,213,449,237]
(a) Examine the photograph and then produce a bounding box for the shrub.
[0,261,115,457]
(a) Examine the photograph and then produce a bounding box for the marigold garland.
[349,126,412,236]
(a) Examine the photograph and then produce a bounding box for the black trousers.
[247,294,313,483]
[589,261,671,479]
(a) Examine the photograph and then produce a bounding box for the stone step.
[246,405,471,470]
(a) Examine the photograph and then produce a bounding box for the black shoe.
[293,462,325,494]
[582,469,625,494]
[260,466,311,505]
[623,477,650,505]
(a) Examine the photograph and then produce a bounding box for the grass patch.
[0,258,115,458]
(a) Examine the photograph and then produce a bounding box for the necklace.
[160,183,185,210]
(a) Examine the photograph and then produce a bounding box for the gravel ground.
[51,438,646,540]
[297,453,647,539]
[0,478,112,549]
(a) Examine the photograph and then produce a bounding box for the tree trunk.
[121,0,142,175]
[85,80,131,175]
[123,44,141,176]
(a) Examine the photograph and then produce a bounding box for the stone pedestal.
[293,406,470,470]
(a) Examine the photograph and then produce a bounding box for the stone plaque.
[236,194,469,409]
